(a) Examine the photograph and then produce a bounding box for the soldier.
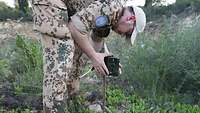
[30,0,146,112]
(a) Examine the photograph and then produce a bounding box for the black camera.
[104,56,120,76]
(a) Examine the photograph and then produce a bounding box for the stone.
[88,104,103,112]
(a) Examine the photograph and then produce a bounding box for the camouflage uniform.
[31,0,122,112]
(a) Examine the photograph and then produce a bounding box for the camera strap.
[79,68,93,79]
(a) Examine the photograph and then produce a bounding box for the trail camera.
[104,56,120,76]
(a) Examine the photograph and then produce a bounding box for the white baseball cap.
[126,6,146,45]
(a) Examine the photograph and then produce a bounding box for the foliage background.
[0,0,200,112]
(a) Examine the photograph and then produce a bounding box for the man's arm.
[67,0,122,75]
[68,22,109,76]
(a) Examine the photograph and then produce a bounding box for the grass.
[0,16,200,112]
[107,17,200,105]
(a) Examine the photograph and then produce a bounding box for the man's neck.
[111,8,122,27]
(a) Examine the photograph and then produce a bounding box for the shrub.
[107,18,200,104]
[0,35,43,94]
[144,0,200,21]
[0,2,19,21]
[11,35,43,92]
[106,88,200,113]
[0,59,12,82]
[0,2,32,21]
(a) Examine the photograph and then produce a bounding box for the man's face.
[114,8,136,37]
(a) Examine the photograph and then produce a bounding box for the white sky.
[0,0,176,7]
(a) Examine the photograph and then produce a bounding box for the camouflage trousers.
[41,34,82,113]
[31,0,86,112]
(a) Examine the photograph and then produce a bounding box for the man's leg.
[42,34,76,113]
[65,43,86,112]
[31,0,82,112]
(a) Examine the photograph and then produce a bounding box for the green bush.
[11,35,43,93]
[144,0,200,21]
[107,88,126,107]
[108,19,200,104]
[106,88,200,113]
[105,88,148,113]
[0,35,43,94]
[175,0,200,11]
[175,103,200,113]
[0,59,12,82]
[0,2,19,21]
[0,108,32,113]
[0,2,32,21]
[1,87,199,112]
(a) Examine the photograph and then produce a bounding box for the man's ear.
[127,16,136,23]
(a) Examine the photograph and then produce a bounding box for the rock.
[88,104,103,112]
[13,24,23,30]
[1,95,20,108]
[85,91,103,103]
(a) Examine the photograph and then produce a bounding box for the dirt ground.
[0,20,40,46]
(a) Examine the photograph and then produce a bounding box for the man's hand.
[91,53,110,76]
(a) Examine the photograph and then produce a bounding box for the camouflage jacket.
[31,0,122,39]
[71,0,122,35]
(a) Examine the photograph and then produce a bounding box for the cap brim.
[129,6,146,45]
[130,28,137,45]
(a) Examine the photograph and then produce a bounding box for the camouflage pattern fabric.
[62,0,122,17]
[30,0,122,112]
[61,0,98,18]
[71,0,122,32]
